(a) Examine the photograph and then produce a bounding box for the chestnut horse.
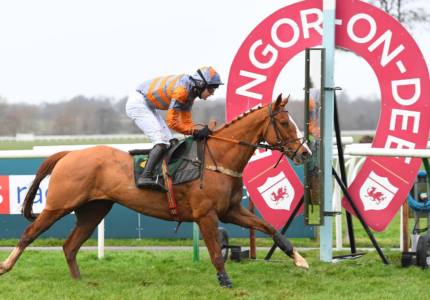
[0,94,311,288]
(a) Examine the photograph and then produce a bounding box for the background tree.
[367,0,430,30]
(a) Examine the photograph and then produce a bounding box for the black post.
[264,197,304,260]
[333,93,357,253]
[332,167,389,265]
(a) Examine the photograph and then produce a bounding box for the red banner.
[243,150,304,230]
[227,0,322,229]
[227,0,430,231]
[0,176,10,214]
[336,0,430,231]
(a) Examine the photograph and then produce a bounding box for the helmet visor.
[207,84,218,93]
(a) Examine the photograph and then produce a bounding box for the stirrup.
[137,176,167,193]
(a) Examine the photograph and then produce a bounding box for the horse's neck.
[208,108,269,172]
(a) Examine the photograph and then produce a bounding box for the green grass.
[0,249,428,299]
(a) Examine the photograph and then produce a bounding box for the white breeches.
[126,91,173,146]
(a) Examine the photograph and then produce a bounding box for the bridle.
[200,104,308,166]
[260,104,308,163]
[196,104,309,187]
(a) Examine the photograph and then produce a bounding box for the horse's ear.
[281,95,290,106]
[274,93,282,109]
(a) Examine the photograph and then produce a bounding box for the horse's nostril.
[301,151,310,160]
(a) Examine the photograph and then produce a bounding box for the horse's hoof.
[217,270,233,289]
[293,258,310,270]
[292,249,309,270]
[0,261,8,275]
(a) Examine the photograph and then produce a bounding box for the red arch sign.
[227,0,430,231]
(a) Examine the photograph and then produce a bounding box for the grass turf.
[0,249,428,300]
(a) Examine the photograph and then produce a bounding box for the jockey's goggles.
[206,85,218,93]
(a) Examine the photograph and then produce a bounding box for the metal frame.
[304,47,326,226]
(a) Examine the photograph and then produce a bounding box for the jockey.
[126,67,223,193]
[308,88,321,204]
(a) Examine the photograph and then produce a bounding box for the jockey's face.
[201,87,214,100]
[198,82,215,100]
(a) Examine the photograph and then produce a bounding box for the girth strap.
[161,159,181,222]
[204,163,243,178]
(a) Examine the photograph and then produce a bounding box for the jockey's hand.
[193,126,212,139]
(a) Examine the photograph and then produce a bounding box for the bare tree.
[367,0,430,30]
[92,107,120,134]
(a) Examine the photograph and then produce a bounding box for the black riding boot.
[137,145,167,193]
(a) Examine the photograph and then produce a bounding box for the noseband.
[261,104,308,162]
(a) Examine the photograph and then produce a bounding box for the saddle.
[129,137,202,187]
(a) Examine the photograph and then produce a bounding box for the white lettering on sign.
[249,40,278,69]
[396,61,406,73]
[390,109,420,133]
[347,13,377,43]
[384,135,415,164]
[392,78,421,106]
[300,9,323,39]
[271,18,300,48]
[368,30,405,67]
[235,71,267,100]
[242,185,249,200]
[9,175,49,214]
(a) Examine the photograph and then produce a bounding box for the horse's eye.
[281,122,288,127]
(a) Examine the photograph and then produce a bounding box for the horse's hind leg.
[63,200,114,279]
[219,204,309,269]
[0,208,72,276]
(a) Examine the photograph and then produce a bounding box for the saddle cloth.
[130,137,202,187]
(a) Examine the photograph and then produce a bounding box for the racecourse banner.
[227,0,430,231]
[0,175,49,215]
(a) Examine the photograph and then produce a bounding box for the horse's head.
[264,94,312,165]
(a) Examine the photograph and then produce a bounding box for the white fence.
[0,142,154,258]
[0,133,186,142]
[1,131,374,142]
[2,135,423,256]
[333,142,430,251]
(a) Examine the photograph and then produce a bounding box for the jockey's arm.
[166,86,195,135]
[167,109,194,135]
[309,120,320,139]
[309,96,320,138]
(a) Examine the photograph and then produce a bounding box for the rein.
[193,104,308,185]
[208,105,307,160]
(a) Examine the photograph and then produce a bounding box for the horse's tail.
[22,151,71,222]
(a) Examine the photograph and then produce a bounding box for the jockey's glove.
[193,127,212,139]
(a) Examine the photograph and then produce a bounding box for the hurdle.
[346,147,430,252]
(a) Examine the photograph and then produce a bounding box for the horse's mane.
[213,102,272,134]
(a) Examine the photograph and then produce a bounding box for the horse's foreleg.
[219,204,309,270]
[196,210,233,289]
[0,208,71,276]
[63,200,114,279]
